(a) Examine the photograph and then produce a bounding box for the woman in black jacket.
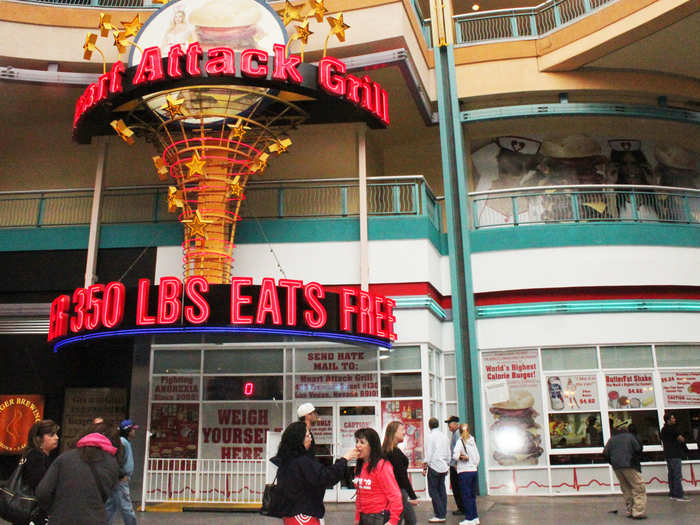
[271,421,358,525]
[382,421,418,525]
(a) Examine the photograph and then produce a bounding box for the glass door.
[336,403,378,502]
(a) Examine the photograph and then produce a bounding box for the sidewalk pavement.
[113,493,697,524]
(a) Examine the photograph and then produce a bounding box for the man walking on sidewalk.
[423,417,451,523]
[446,416,465,516]
[603,423,646,520]
[661,413,691,502]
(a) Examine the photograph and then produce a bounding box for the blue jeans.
[427,468,447,519]
[666,458,684,498]
[457,471,478,521]
[105,479,137,525]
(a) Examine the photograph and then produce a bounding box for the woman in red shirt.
[353,428,403,525]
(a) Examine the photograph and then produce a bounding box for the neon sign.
[48,276,396,349]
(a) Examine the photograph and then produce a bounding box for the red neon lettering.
[109,61,125,94]
[357,291,374,335]
[84,284,105,330]
[48,295,71,341]
[186,43,203,76]
[255,278,282,325]
[241,49,268,78]
[167,44,185,78]
[102,282,125,329]
[243,382,254,396]
[380,88,390,125]
[70,288,88,333]
[359,76,373,112]
[303,282,327,329]
[278,279,302,325]
[272,43,302,83]
[136,278,156,325]
[73,93,86,127]
[157,276,182,324]
[84,84,98,111]
[339,288,357,332]
[184,276,210,324]
[371,81,382,119]
[344,75,361,104]
[95,73,110,103]
[133,46,164,85]
[318,57,346,96]
[374,295,386,338]
[206,47,235,75]
[385,298,397,340]
[230,277,253,324]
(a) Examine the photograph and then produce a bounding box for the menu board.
[382,400,424,467]
[199,403,283,460]
[149,403,198,459]
[295,373,378,398]
[62,388,126,450]
[660,371,700,407]
[605,373,655,409]
[0,395,44,454]
[482,350,545,467]
[151,376,199,401]
[546,374,599,412]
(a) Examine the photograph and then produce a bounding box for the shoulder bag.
[260,470,286,517]
[0,458,41,523]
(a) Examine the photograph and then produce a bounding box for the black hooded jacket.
[270,454,347,518]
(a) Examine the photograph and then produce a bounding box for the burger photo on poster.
[489,390,544,466]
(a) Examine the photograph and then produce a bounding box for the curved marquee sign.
[48,277,396,350]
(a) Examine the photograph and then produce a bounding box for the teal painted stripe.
[392,296,448,320]
[470,223,700,252]
[477,299,700,318]
[0,217,447,253]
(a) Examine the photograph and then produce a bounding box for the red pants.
[283,516,321,525]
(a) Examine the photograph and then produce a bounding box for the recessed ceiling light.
[472,3,480,10]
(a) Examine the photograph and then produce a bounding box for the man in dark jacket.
[603,424,646,519]
[661,413,691,501]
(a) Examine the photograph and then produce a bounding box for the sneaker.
[428,519,446,523]
[672,496,692,501]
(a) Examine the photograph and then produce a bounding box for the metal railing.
[471,185,700,229]
[143,458,266,504]
[0,176,443,230]
[454,0,618,45]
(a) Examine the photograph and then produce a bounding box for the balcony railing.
[0,176,442,231]
[470,185,700,229]
[454,0,619,45]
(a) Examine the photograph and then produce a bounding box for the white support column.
[357,126,369,291]
[84,137,108,288]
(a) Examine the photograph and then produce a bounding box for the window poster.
[660,371,700,407]
[151,376,200,401]
[62,388,126,450]
[0,395,44,454]
[546,375,599,412]
[295,373,379,398]
[199,403,283,460]
[482,350,545,467]
[382,400,424,467]
[605,373,655,409]
[149,403,199,459]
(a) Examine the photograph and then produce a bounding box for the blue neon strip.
[476,299,700,318]
[53,326,392,352]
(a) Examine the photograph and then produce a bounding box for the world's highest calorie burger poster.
[482,350,545,467]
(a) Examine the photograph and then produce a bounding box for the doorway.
[313,402,379,502]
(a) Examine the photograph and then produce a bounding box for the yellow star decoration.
[121,15,142,38]
[110,119,135,145]
[268,138,292,155]
[278,0,305,26]
[294,20,314,45]
[98,13,113,37]
[83,33,98,60]
[182,210,213,239]
[153,156,169,180]
[167,186,185,213]
[249,153,270,174]
[113,31,128,54]
[327,14,350,42]
[152,0,170,4]
[185,151,207,178]
[229,176,244,199]
[160,94,185,119]
[308,0,328,23]
[227,119,250,141]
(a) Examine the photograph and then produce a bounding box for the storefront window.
[295,347,376,372]
[549,412,603,448]
[153,350,201,374]
[205,376,283,400]
[542,347,597,370]
[549,453,607,465]
[203,349,283,373]
[295,372,378,398]
[444,353,456,376]
[607,410,661,445]
[149,403,199,458]
[380,346,420,370]
[381,373,422,397]
[381,400,424,467]
[445,378,457,403]
[600,345,653,369]
[605,372,655,409]
[656,345,700,367]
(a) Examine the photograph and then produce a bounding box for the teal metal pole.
[434,43,485,494]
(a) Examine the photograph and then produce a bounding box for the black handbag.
[260,471,286,518]
[0,458,41,523]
